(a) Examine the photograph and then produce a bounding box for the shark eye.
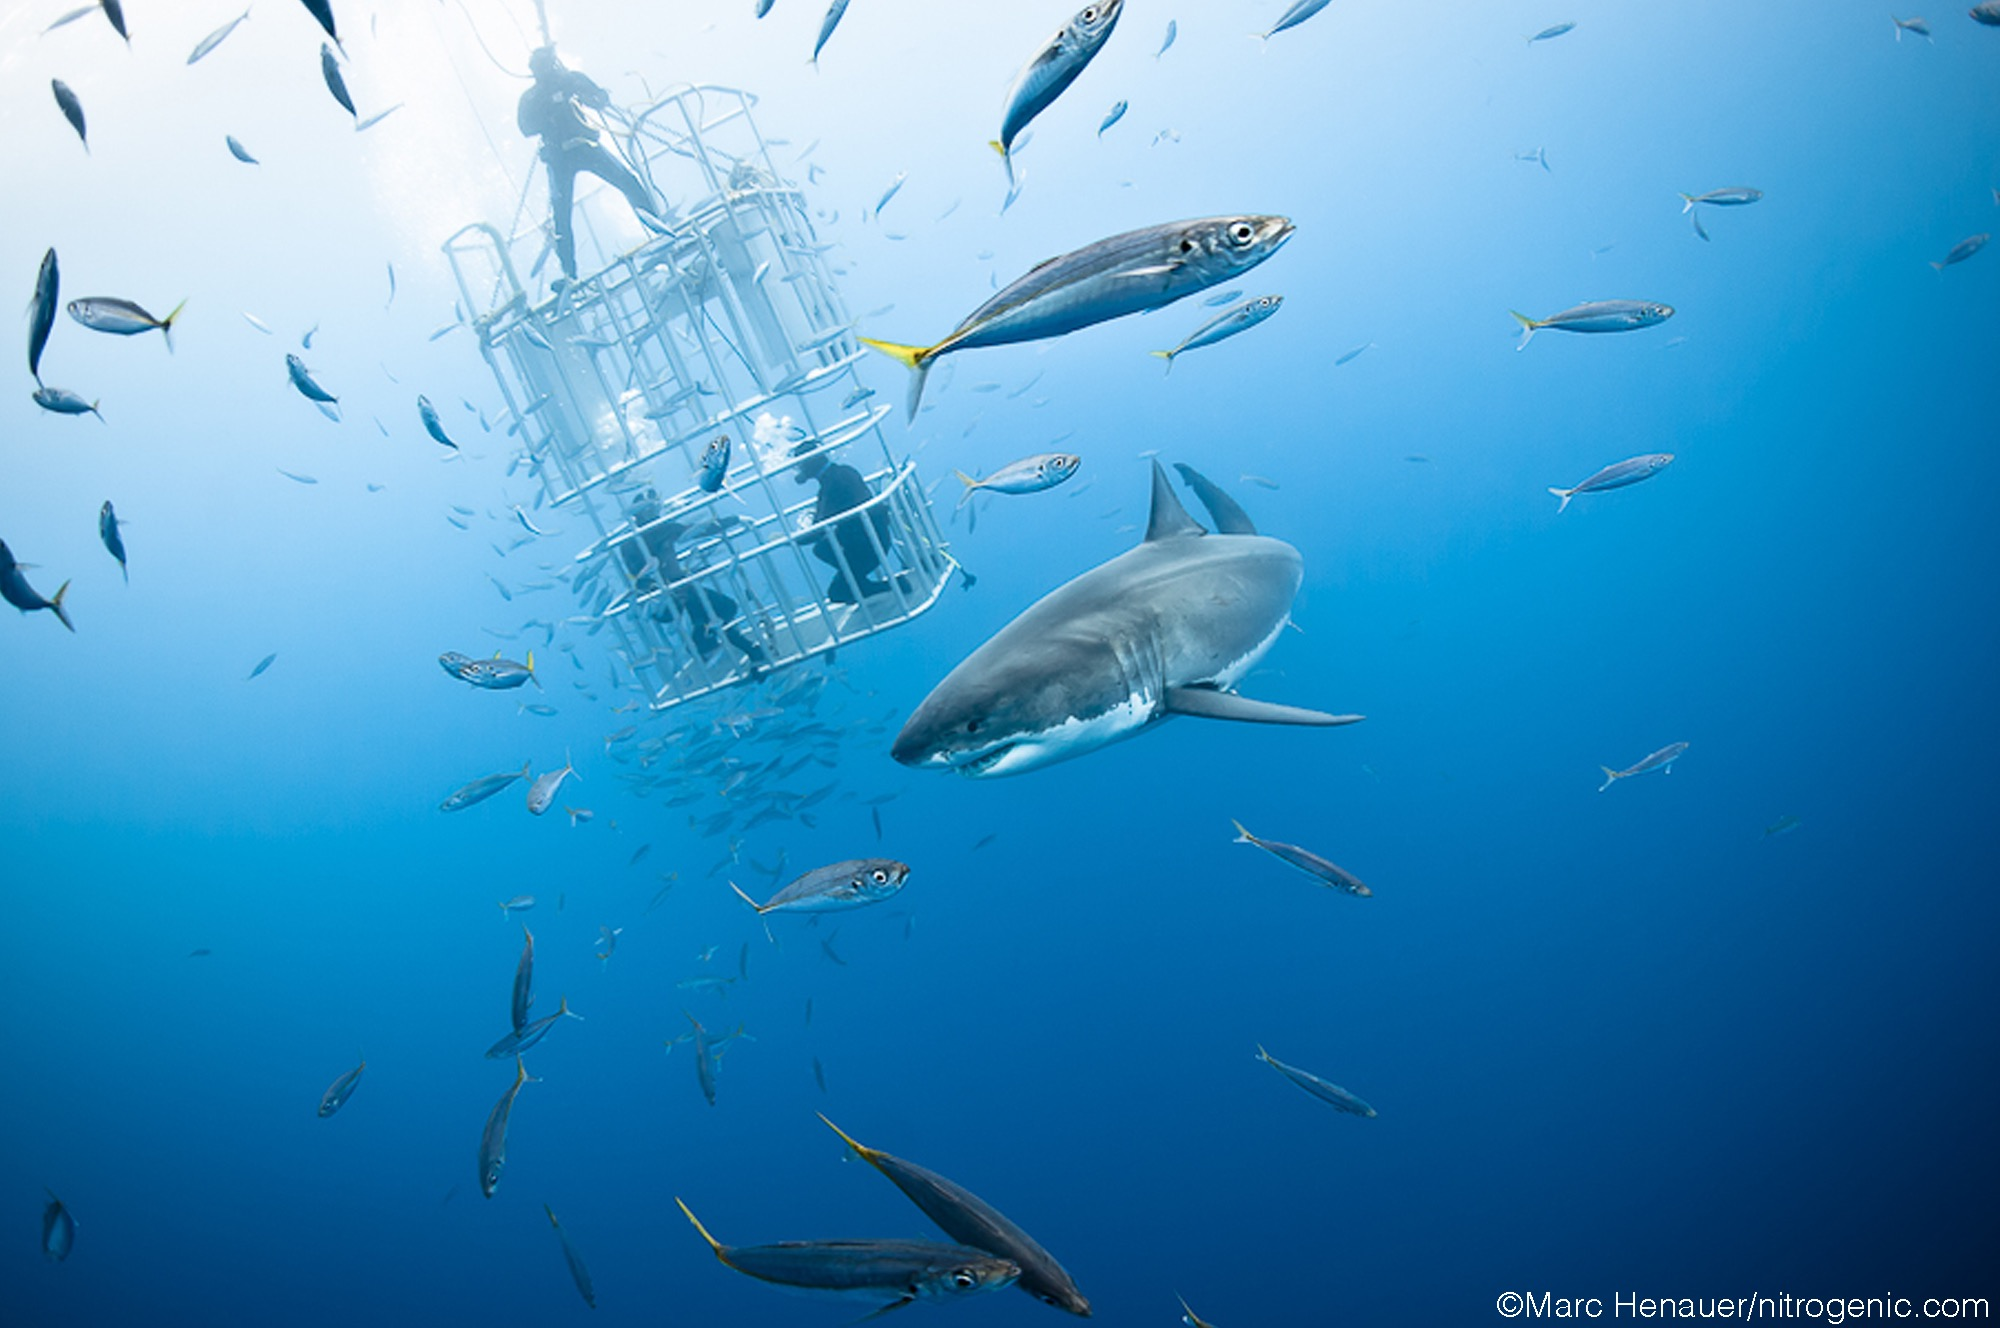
[965,718,981,733]
[1230,222,1255,244]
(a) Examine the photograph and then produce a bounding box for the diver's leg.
[577,143,660,218]
[547,159,580,279]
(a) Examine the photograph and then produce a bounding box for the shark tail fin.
[50,580,73,632]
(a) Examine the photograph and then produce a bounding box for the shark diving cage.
[443,84,956,712]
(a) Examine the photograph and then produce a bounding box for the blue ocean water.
[5,1,1998,1324]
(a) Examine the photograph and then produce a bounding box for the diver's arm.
[562,70,613,110]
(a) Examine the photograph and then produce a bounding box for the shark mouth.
[953,742,1017,776]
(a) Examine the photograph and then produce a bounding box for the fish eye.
[1179,238,1196,255]
[953,1271,977,1289]
[1082,5,1097,18]
[1230,222,1255,244]
[872,868,888,883]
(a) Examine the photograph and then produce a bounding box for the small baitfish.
[1098,99,1128,136]
[0,539,74,632]
[1528,21,1576,41]
[1931,233,1989,271]
[954,454,1081,506]
[526,755,579,815]
[418,395,457,449]
[98,502,128,581]
[42,1191,76,1262]
[810,0,849,64]
[728,858,910,915]
[188,9,251,64]
[286,353,337,403]
[1230,820,1371,897]
[498,894,537,916]
[544,1206,597,1309]
[317,1058,366,1118]
[1255,1045,1377,1117]
[992,0,1124,175]
[484,995,581,1059]
[1891,14,1933,39]
[698,434,730,492]
[68,297,185,350]
[477,1057,535,1198]
[1547,453,1674,513]
[861,215,1295,417]
[1972,1,2000,25]
[818,1117,1092,1316]
[226,135,259,164]
[442,649,537,690]
[675,1199,1021,1313]
[52,80,87,150]
[1599,741,1690,791]
[1511,299,1674,349]
[29,248,59,385]
[511,925,535,1031]
[33,387,101,419]
[1261,0,1334,40]
[321,43,356,118]
[1679,186,1763,211]
[1151,294,1282,371]
[441,762,533,812]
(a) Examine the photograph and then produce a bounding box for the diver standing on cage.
[517,45,661,282]
[623,493,770,669]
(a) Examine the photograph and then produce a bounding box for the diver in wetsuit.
[622,495,768,667]
[794,446,898,604]
[517,46,660,282]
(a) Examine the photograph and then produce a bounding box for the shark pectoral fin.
[1164,687,1364,727]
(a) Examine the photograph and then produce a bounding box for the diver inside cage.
[518,45,669,282]
[620,490,771,669]
[791,441,918,605]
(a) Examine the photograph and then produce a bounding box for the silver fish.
[811,0,849,64]
[441,762,532,812]
[1547,453,1673,513]
[317,1058,366,1117]
[994,0,1124,169]
[1262,0,1333,39]
[1973,1,2000,25]
[226,135,259,164]
[286,354,336,403]
[418,395,456,449]
[728,858,911,914]
[1155,19,1176,56]
[27,249,58,388]
[247,653,277,679]
[1679,186,1762,211]
[511,926,534,1031]
[98,501,127,581]
[1231,820,1371,897]
[1255,1045,1376,1117]
[819,1117,1092,1316]
[41,1191,76,1262]
[0,539,73,631]
[188,9,251,64]
[498,894,537,915]
[301,0,341,49]
[1098,99,1128,136]
[1334,341,1373,366]
[44,6,96,34]
[545,1206,597,1309]
[526,755,579,815]
[1892,14,1933,39]
[477,1057,534,1198]
[1511,299,1673,349]
[51,80,87,150]
[33,387,100,419]
[1517,147,1550,171]
[1528,21,1576,41]
[68,297,184,350]
[484,995,580,1058]
[954,453,1081,506]
[676,1200,1020,1311]
[321,43,355,118]
[1599,741,1689,791]
[862,215,1294,416]
[1931,233,1989,271]
[1152,294,1282,370]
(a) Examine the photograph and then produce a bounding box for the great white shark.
[892,462,1360,777]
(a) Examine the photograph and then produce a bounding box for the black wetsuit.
[517,67,653,280]
[620,518,768,666]
[805,462,894,604]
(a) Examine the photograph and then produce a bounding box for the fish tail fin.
[726,879,765,913]
[1151,349,1175,374]
[857,336,929,369]
[1679,193,1695,214]
[544,1203,560,1228]
[1253,1043,1273,1064]
[1230,818,1254,844]
[952,470,982,510]
[559,994,582,1021]
[160,298,187,353]
[675,1198,728,1260]
[1509,311,1539,350]
[1598,766,1620,793]
[50,581,73,632]
[987,139,1015,187]
[1929,260,1945,272]
[1548,486,1573,513]
[816,1112,879,1165]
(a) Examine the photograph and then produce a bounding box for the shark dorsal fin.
[1173,463,1258,535]
[1145,461,1206,542]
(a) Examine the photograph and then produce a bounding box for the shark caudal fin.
[1165,686,1364,727]
[857,337,935,420]
[1510,311,1541,351]
[1548,486,1574,513]
[1598,766,1621,793]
